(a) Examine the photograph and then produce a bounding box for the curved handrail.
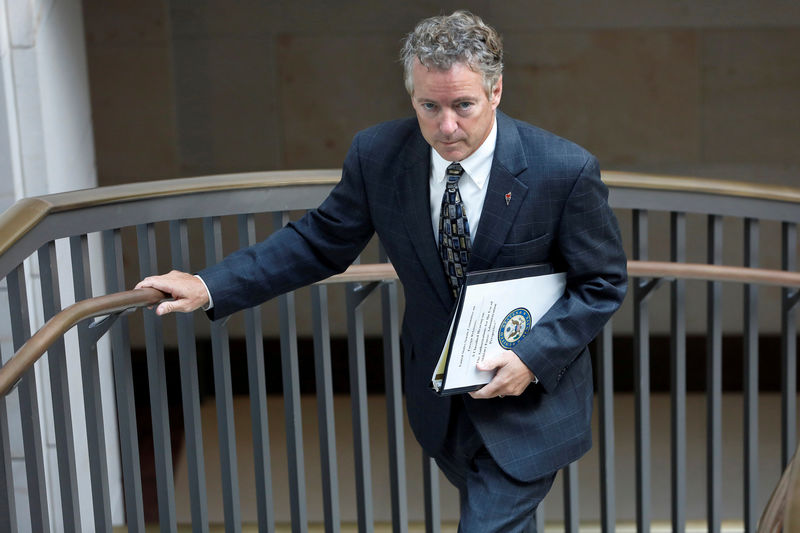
[0,288,166,396]
[328,260,800,289]
[3,259,800,397]
[603,170,800,204]
[0,170,342,259]
[629,261,800,288]
[2,170,800,260]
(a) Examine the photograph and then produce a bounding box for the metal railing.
[0,170,799,532]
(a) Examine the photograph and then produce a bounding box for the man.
[137,11,627,531]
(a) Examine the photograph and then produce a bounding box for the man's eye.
[457,102,473,110]
[421,103,436,111]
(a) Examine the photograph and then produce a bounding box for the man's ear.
[490,76,503,109]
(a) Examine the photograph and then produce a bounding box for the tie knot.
[446,162,464,185]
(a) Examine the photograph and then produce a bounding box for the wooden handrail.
[603,170,800,204]
[2,259,800,397]
[629,260,800,288]
[323,260,800,289]
[3,170,800,260]
[0,170,342,258]
[0,288,166,396]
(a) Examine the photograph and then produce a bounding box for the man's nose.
[439,110,458,136]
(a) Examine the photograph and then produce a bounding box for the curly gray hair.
[400,10,503,97]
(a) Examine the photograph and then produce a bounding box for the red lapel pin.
[505,192,512,206]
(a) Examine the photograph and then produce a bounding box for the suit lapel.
[469,111,529,271]
[395,130,454,309]
[394,112,530,306]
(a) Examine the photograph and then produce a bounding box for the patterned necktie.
[438,162,471,298]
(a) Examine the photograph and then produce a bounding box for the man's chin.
[434,144,466,161]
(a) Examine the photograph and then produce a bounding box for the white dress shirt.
[429,116,497,244]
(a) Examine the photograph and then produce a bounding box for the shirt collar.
[431,115,497,189]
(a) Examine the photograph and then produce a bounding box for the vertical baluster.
[272,212,308,533]
[7,265,50,531]
[381,258,408,532]
[38,241,82,531]
[136,224,177,532]
[706,215,723,533]
[743,218,759,533]
[168,220,210,532]
[0,342,17,532]
[597,320,615,533]
[422,453,440,533]
[346,279,374,533]
[311,283,340,533]
[236,214,275,533]
[69,234,112,531]
[563,463,579,533]
[202,216,242,533]
[670,212,686,533]
[633,210,651,533]
[102,229,145,532]
[781,222,797,468]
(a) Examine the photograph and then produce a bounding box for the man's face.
[411,59,502,162]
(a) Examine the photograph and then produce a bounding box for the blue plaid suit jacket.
[201,111,628,482]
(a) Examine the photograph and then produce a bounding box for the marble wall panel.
[279,1,800,32]
[483,0,800,29]
[279,1,458,34]
[85,45,179,183]
[171,35,281,175]
[277,33,412,169]
[685,1,800,27]
[502,29,701,168]
[83,0,171,46]
[701,29,800,166]
[84,0,179,184]
[169,0,281,38]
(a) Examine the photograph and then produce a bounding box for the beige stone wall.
[82,1,800,334]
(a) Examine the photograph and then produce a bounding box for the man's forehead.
[414,57,476,75]
[412,61,485,94]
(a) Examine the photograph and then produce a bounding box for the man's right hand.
[135,270,210,316]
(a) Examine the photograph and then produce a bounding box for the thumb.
[155,301,175,316]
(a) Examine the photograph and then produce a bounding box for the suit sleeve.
[513,156,627,393]
[199,134,375,320]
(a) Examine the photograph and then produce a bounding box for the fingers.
[135,276,170,292]
[476,354,505,372]
[154,299,189,316]
[135,270,187,291]
[469,350,535,400]
[134,270,210,315]
[469,383,500,400]
[155,301,175,316]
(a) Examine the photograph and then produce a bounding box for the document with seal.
[431,264,566,395]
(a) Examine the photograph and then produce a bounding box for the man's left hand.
[469,349,536,399]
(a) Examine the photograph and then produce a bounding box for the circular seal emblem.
[498,307,533,349]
